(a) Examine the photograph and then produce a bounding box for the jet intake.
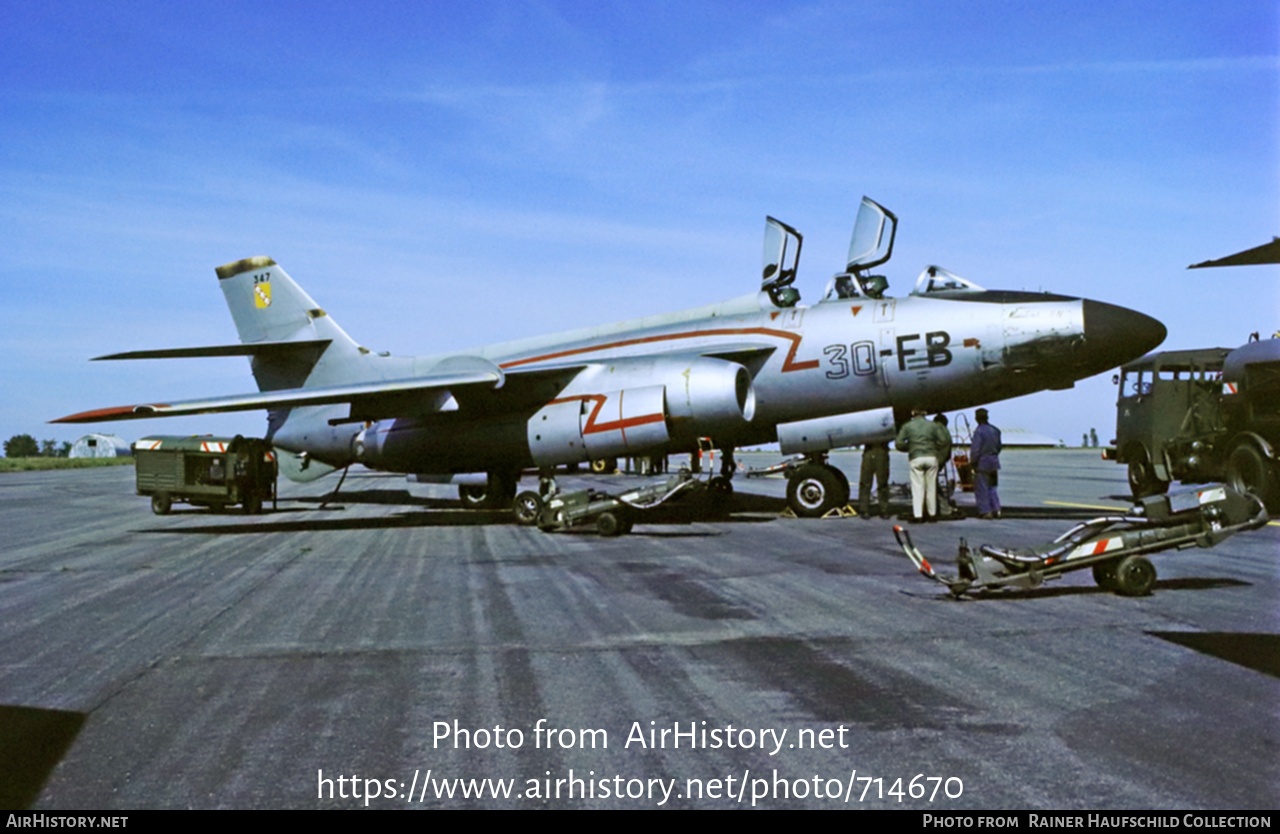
[777,406,897,455]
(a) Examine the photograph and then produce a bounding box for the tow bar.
[894,484,1267,597]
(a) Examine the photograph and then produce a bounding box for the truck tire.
[1226,442,1279,511]
[151,493,172,515]
[1127,448,1168,498]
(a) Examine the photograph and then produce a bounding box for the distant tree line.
[4,434,72,458]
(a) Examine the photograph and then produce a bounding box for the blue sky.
[2,1,1277,450]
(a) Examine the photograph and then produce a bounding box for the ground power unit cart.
[134,435,278,515]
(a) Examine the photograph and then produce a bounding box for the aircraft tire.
[458,484,489,508]
[1127,447,1168,498]
[151,493,172,515]
[1112,555,1156,596]
[459,472,520,510]
[1092,560,1118,590]
[513,491,542,525]
[1226,441,1279,512]
[787,464,844,518]
[830,466,850,504]
[590,458,616,475]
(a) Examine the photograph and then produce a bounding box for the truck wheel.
[1226,442,1279,511]
[1092,560,1118,590]
[151,493,172,515]
[1127,449,1168,498]
[513,491,542,525]
[787,464,846,518]
[1112,555,1156,596]
[590,458,616,475]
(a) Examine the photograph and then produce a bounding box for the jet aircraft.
[55,198,1166,517]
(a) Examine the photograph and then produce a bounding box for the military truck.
[1109,339,1280,510]
[134,435,277,515]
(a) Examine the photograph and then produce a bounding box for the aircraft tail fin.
[215,257,364,391]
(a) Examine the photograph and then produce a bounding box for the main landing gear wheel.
[1112,554,1156,596]
[786,464,849,518]
[1127,448,1168,499]
[590,458,616,475]
[458,484,489,508]
[459,472,520,510]
[513,491,542,526]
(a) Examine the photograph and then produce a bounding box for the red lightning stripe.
[498,327,819,373]
[548,394,666,440]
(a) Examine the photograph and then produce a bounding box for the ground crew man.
[971,407,1003,518]
[858,440,891,519]
[933,413,955,516]
[895,407,952,522]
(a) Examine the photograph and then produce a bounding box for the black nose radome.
[1081,300,1167,373]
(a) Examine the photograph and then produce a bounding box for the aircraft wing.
[90,339,333,360]
[51,366,503,424]
[53,340,777,425]
[1187,238,1280,268]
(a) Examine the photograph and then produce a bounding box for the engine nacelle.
[662,356,756,434]
[777,406,896,454]
[272,405,360,468]
[524,358,756,467]
[527,385,670,466]
[353,420,390,466]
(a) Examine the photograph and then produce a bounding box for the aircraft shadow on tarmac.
[0,705,85,810]
[135,493,1145,535]
[137,492,790,535]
